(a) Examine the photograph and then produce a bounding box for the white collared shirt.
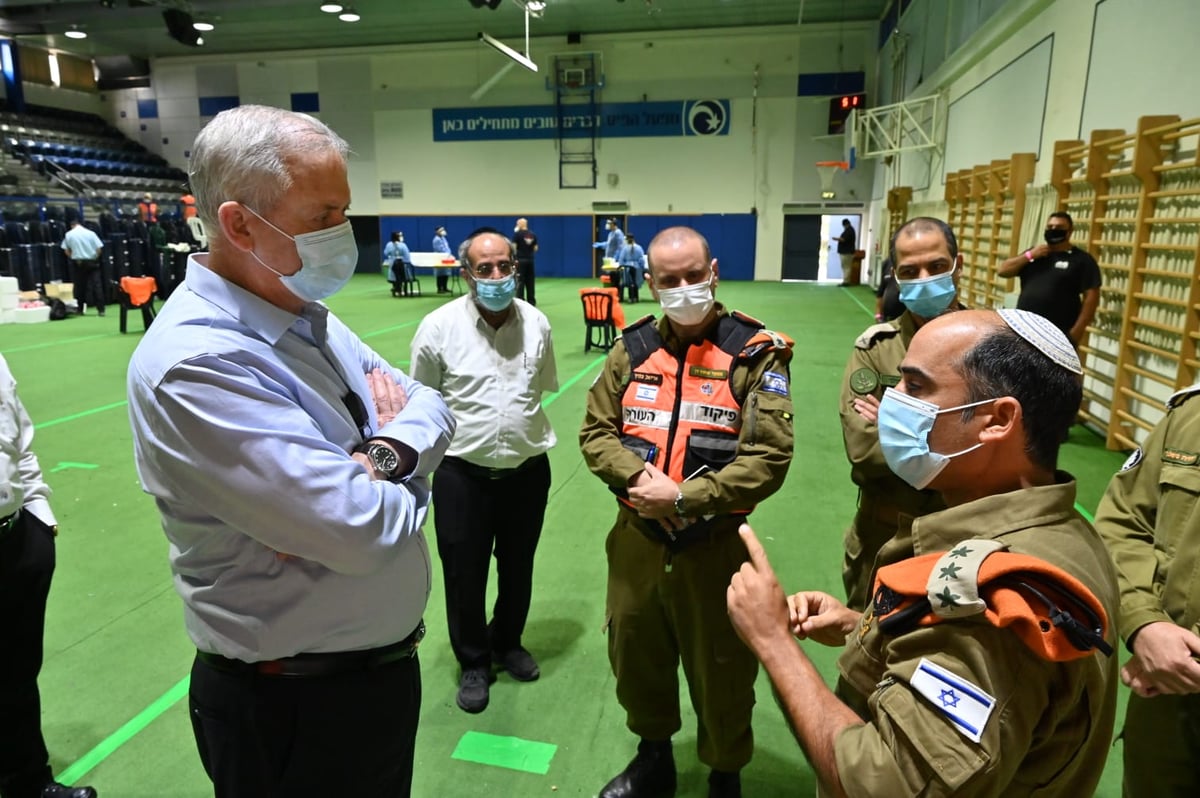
[410,295,558,469]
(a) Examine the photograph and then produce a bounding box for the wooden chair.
[581,289,617,352]
[118,275,157,333]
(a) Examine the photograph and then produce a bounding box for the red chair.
[581,289,618,352]
[118,275,157,333]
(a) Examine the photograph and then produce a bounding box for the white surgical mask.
[244,206,358,302]
[657,275,715,326]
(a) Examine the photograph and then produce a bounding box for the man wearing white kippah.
[728,308,1119,798]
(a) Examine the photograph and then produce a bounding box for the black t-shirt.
[1015,246,1102,335]
[837,225,856,254]
[514,229,538,261]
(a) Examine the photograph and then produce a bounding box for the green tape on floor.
[451,730,557,774]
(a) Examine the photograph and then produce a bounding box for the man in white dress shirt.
[411,227,559,714]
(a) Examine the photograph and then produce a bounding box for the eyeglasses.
[471,260,516,278]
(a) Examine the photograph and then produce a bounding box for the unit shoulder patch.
[849,368,879,395]
[1120,448,1143,472]
[855,322,900,350]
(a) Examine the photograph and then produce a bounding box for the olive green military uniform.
[579,305,794,772]
[839,310,945,610]
[1094,384,1200,798]
[835,476,1119,797]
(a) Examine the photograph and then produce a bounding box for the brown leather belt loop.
[197,620,425,678]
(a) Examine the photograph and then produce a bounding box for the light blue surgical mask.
[897,268,957,319]
[244,206,359,302]
[474,274,517,312]
[877,387,995,489]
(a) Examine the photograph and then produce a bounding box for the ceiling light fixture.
[193,21,214,32]
[512,0,546,17]
[64,27,88,40]
[338,8,360,22]
[319,3,344,12]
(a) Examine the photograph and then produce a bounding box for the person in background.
[833,218,856,286]
[604,218,625,262]
[997,211,1101,347]
[61,219,105,317]
[433,225,452,294]
[126,105,455,798]
[1094,383,1200,798]
[873,257,903,322]
[838,218,962,612]
[137,193,157,224]
[0,354,98,798]
[581,226,794,798]
[618,234,646,304]
[384,231,412,297]
[411,227,558,714]
[512,218,539,306]
[728,308,1118,798]
[180,191,197,220]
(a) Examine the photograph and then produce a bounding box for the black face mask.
[1044,228,1069,245]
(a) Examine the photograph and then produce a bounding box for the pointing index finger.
[738,523,770,570]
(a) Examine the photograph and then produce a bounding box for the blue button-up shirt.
[127,254,455,661]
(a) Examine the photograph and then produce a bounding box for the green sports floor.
[3,274,1131,796]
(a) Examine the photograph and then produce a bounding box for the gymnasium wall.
[93,23,877,282]
[876,0,1200,204]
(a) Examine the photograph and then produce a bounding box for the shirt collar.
[908,472,1079,556]
[184,253,313,346]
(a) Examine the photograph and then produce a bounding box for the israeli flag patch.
[636,384,659,403]
[762,371,789,397]
[909,658,995,744]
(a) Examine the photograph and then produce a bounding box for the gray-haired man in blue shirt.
[127,105,454,798]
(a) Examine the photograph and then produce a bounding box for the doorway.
[821,214,862,282]
[781,215,822,281]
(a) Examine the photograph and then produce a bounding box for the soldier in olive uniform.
[839,217,963,610]
[581,226,794,798]
[729,309,1119,797]
[1094,384,1200,798]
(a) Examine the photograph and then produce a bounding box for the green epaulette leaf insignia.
[935,587,962,608]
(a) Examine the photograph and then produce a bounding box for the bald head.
[516,218,528,230]
[647,226,711,281]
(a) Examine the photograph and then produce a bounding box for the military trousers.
[1122,690,1200,798]
[604,509,758,771]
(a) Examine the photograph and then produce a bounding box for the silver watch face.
[369,444,399,475]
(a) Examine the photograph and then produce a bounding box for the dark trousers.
[71,261,104,314]
[0,511,56,798]
[1122,691,1200,797]
[189,651,421,798]
[437,274,449,293]
[622,265,640,303]
[516,258,536,306]
[433,454,551,669]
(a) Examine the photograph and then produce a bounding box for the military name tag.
[689,366,728,380]
[1163,448,1199,466]
[849,368,879,395]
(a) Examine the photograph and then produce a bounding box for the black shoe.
[599,739,676,798]
[494,647,540,681]
[456,667,496,713]
[42,782,98,798]
[708,770,741,798]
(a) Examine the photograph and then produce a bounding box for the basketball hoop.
[816,160,849,199]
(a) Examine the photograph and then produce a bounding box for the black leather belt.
[0,510,19,537]
[197,620,425,678]
[444,453,546,481]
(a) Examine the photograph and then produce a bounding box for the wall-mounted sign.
[380,181,404,199]
[432,99,730,142]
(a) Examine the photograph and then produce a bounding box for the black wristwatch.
[357,441,402,481]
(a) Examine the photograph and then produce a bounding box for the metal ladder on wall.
[553,53,602,189]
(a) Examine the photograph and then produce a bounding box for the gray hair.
[188,104,350,233]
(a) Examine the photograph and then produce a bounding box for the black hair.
[889,217,958,266]
[1048,211,1073,230]
[957,324,1081,471]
